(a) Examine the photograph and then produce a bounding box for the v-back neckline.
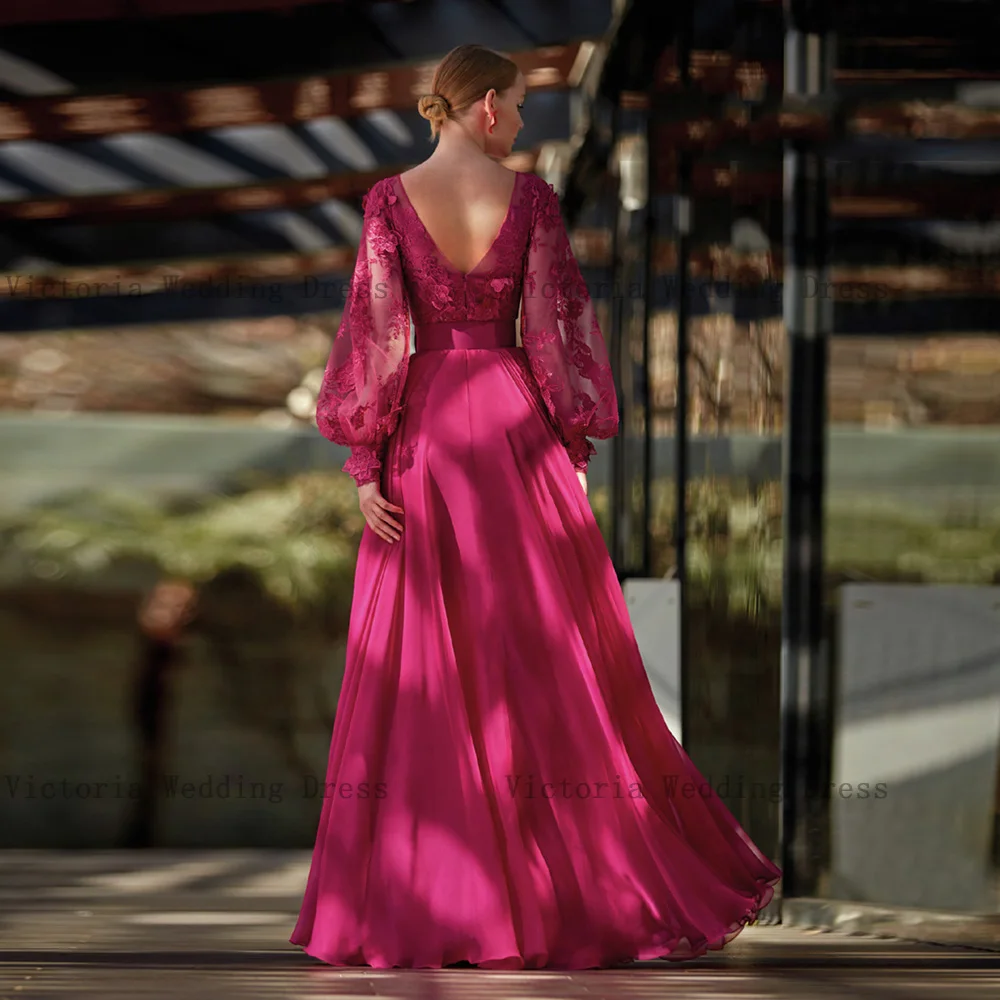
[395,171,519,279]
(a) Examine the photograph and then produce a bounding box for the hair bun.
[418,93,450,122]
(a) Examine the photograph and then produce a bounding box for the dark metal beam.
[481,0,541,47]
[640,102,654,577]
[778,0,834,903]
[673,1,693,749]
[607,100,626,575]
[562,0,678,223]
[0,151,541,226]
[0,1,339,26]
[0,43,585,142]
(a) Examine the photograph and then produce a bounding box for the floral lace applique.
[520,175,619,472]
[314,171,618,485]
[393,173,525,326]
[315,178,411,487]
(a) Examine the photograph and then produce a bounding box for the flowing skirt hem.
[288,873,779,971]
[290,347,782,974]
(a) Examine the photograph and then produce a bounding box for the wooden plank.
[638,102,1000,148]
[0,43,583,142]
[0,150,540,224]
[1,248,357,300]
[5,241,996,304]
[0,1,366,26]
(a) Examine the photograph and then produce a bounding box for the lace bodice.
[316,170,619,486]
[392,173,524,326]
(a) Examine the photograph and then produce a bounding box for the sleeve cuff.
[342,446,382,487]
[566,436,595,472]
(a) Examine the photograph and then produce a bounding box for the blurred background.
[0,0,998,925]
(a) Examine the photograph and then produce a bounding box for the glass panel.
[827,334,1000,588]
[824,331,1000,911]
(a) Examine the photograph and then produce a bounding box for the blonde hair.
[417,44,520,140]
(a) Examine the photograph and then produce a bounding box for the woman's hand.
[576,468,588,495]
[358,481,403,543]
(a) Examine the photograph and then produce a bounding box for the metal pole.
[608,100,626,576]
[640,106,655,577]
[675,1,693,745]
[779,0,834,901]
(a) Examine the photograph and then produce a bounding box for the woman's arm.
[315,178,410,489]
[520,176,619,475]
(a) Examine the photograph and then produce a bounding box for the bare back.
[398,160,518,276]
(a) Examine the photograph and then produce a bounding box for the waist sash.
[414,319,517,353]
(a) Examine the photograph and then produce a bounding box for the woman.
[291,43,780,970]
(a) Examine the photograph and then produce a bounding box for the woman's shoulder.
[519,169,550,191]
[361,175,399,213]
[519,170,560,208]
[399,161,515,193]
[364,164,555,212]
[518,171,564,227]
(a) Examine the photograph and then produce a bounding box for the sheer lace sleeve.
[315,179,410,487]
[521,177,619,472]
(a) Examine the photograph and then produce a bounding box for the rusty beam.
[0,149,540,224]
[574,231,1000,294]
[0,1,339,26]
[647,162,1000,217]
[647,47,1000,99]
[630,101,1000,149]
[4,235,997,305]
[0,44,583,143]
[0,147,987,227]
[0,246,357,300]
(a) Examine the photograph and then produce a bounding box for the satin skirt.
[290,337,780,969]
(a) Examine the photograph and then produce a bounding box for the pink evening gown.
[290,169,780,970]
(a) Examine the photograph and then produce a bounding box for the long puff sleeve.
[521,178,619,472]
[315,179,410,487]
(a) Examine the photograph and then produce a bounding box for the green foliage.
[0,473,366,618]
[2,471,998,630]
[824,493,1000,586]
[593,476,1000,620]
